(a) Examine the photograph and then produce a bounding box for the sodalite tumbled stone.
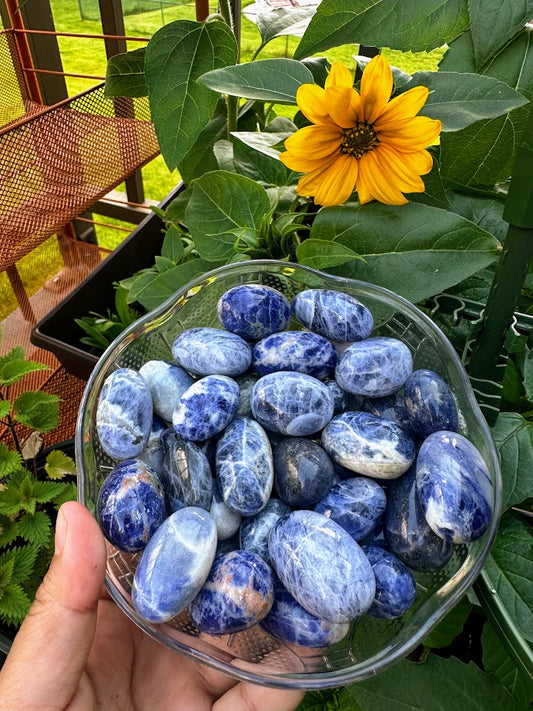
[314,476,387,541]
[189,550,275,634]
[322,411,415,479]
[362,391,413,435]
[273,437,336,507]
[96,368,153,460]
[139,360,194,422]
[363,545,417,619]
[97,459,166,553]
[416,431,493,543]
[138,413,166,475]
[171,327,252,377]
[335,337,413,397]
[239,498,291,563]
[404,369,459,437]
[209,479,242,541]
[252,331,337,379]
[216,416,274,516]
[217,284,291,340]
[235,372,258,417]
[172,375,240,442]
[160,428,213,511]
[251,372,334,436]
[324,378,346,414]
[260,578,350,647]
[292,288,374,343]
[268,510,376,623]
[132,507,217,623]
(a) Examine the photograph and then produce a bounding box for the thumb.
[0,501,107,709]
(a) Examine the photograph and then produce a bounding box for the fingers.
[0,501,107,710]
[214,681,305,711]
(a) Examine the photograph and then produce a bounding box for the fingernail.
[55,507,68,556]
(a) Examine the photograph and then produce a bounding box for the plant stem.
[217,0,234,37]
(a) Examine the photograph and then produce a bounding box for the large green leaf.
[178,99,228,184]
[491,413,533,511]
[401,71,528,131]
[233,137,299,186]
[483,513,533,643]
[105,47,147,97]
[127,259,214,312]
[423,596,472,649]
[243,1,319,46]
[297,239,363,269]
[306,202,501,303]
[294,0,470,59]
[13,392,59,434]
[469,0,533,71]
[198,59,314,104]
[482,621,533,710]
[446,191,508,241]
[144,20,237,170]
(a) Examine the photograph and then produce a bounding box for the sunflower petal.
[296,84,337,126]
[284,124,342,159]
[325,62,354,90]
[358,151,408,205]
[279,150,336,173]
[378,116,442,152]
[373,86,430,128]
[360,55,393,124]
[325,85,363,127]
[297,153,358,206]
[372,144,425,193]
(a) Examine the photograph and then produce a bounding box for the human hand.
[0,501,304,711]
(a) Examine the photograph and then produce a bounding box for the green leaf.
[231,128,294,160]
[0,442,22,478]
[297,238,364,270]
[406,148,449,209]
[105,47,147,97]
[44,449,76,481]
[13,391,59,434]
[294,0,470,59]
[401,71,528,131]
[16,511,51,547]
[309,202,501,303]
[0,358,49,387]
[165,188,192,227]
[185,171,272,262]
[31,480,74,505]
[0,514,19,547]
[0,583,31,625]
[178,97,229,184]
[482,620,533,710]
[233,136,299,186]
[423,596,472,648]
[0,471,33,515]
[348,654,516,710]
[469,0,533,72]
[155,255,175,273]
[1,545,39,585]
[483,513,533,643]
[243,1,320,46]
[145,19,238,170]
[129,259,216,312]
[160,225,185,263]
[51,482,77,508]
[0,400,10,419]
[446,191,508,241]
[491,413,533,511]
[198,59,314,104]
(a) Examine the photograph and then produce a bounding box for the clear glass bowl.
[76,260,502,689]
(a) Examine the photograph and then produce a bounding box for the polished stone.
[260,578,350,647]
[274,437,336,507]
[217,284,291,340]
[291,288,374,343]
[252,331,337,379]
[268,510,376,623]
[189,550,275,634]
[172,375,240,442]
[210,479,242,540]
[235,372,258,417]
[362,391,413,435]
[96,368,153,460]
[139,359,194,422]
[314,476,387,541]
[160,428,213,511]
[132,507,217,623]
[404,369,459,437]
[239,498,291,563]
[416,431,493,543]
[97,459,166,553]
[138,413,166,476]
[321,411,415,479]
[251,372,334,436]
[216,416,274,516]
[324,378,346,414]
[335,337,413,397]
[363,545,417,619]
[171,327,252,377]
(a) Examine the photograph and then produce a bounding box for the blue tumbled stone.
[160,428,213,511]
[251,372,334,436]
[239,498,291,563]
[209,479,242,540]
[314,476,387,541]
[137,413,167,475]
[268,509,376,623]
[252,331,337,380]
[324,378,346,414]
[189,550,275,634]
[171,327,252,377]
[216,416,274,516]
[274,437,336,507]
[404,369,459,437]
[322,411,415,479]
[139,359,194,422]
[292,289,374,343]
[260,578,350,647]
[235,372,258,417]
[132,507,217,623]
[217,284,291,340]
[362,391,413,435]
[385,466,454,571]
[416,431,493,543]
[97,459,166,553]
[335,337,413,397]
[96,368,153,460]
[363,545,417,619]
[172,375,240,442]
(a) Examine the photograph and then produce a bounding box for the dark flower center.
[340,122,378,159]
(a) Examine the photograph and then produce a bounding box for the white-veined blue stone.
[291,289,374,343]
[251,371,334,436]
[171,327,252,377]
[362,391,413,435]
[216,416,274,516]
[268,509,376,623]
[322,411,415,479]
[252,331,337,379]
[96,368,153,461]
[172,375,240,442]
[404,369,459,437]
[132,507,217,623]
[416,431,493,543]
[239,498,291,563]
[335,337,413,397]
[139,359,194,422]
[235,372,258,417]
[273,437,336,507]
[137,413,166,475]
[160,428,213,511]
[209,479,242,540]
[217,284,291,340]
[324,378,346,414]
[363,545,417,619]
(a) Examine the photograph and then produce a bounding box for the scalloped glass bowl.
[76,260,502,689]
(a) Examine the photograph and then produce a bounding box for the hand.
[0,501,304,711]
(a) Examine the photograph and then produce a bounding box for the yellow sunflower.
[279,56,442,207]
